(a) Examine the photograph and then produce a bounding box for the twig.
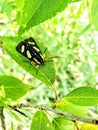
[9,105,28,117]
[0,107,6,130]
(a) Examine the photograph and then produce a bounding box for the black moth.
[16,37,45,67]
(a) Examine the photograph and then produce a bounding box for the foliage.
[0,36,55,85]
[30,110,54,130]
[0,0,98,130]
[0,75,31,102]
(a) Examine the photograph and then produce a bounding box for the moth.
[16,37,59,71]
[16,37,46,68]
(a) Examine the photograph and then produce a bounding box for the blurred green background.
[0,1,98,105]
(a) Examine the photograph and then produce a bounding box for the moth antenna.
[48,56,60,60]
[43,47,47,54]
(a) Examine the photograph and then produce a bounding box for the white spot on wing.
[39,53,44,59]
[27,50,32,58]
[28,41,35,45]
[21,45,25,53]
[33,58,40,64]
[33,46,40,52]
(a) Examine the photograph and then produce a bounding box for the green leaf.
[0,75,31,101]
[91,0,98,30]
[56,100,88,116]
[0,36,55,85]
[30,110,54,130]
[52,116,74,130]
[18,0,81,34]
[15,0,24,10]
[65,87,98,106]
[16,0,42,25]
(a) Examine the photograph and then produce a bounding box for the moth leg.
[31,61,39,74]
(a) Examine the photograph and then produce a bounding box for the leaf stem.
[51,84,58,101]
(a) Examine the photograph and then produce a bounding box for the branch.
[12,104,98,125]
